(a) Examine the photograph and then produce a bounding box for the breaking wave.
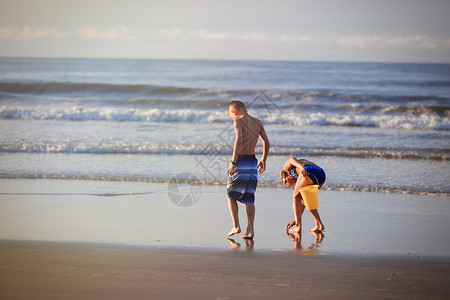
[0,142,447,160]
[1,104,448,130]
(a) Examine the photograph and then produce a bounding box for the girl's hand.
[286,220,296,231]
[300,168,309,177]
[227,163,235,176]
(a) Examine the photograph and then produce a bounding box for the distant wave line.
[0,144,448,160]
[0,106,448,130]
[1,81,448,103]
[0,173,448,196]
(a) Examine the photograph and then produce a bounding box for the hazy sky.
[1,0,449,62]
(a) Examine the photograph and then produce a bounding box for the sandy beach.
[0,28,449,299]
[0,178,449,299]
[1,241,449,299]
[1,178,449,256]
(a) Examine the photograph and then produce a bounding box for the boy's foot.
[241,233,254,240]
[227,227,241,237]
[241,230,254,239]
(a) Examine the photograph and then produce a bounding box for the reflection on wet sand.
[287,231,324,254]
[227,238,254,251]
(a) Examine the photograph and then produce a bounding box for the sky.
[0,0,449,63]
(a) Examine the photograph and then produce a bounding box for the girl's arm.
[283,157,303,171]
[286,157,310,176]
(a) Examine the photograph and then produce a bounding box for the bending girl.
[281,157,326,233]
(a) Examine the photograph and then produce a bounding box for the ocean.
[0,57,449,196]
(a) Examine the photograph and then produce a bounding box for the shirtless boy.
[226,101,270,239]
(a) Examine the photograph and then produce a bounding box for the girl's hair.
[280,170,289,182]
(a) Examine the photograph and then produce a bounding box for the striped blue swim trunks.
[227,155,258,203]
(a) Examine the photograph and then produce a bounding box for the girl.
[281,157,326,232]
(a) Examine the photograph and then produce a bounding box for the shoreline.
[1,240,449,299]
[1,151,449,197]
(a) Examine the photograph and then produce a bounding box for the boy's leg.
[242,202,255,239]
[309,209,325,232]
[227,199,241,236]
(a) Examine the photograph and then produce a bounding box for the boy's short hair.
[228,100,247,113]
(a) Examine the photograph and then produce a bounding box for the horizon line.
[0,55,449,65]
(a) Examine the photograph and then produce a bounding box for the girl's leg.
[291,175,322,233]
[290,194,305,233]
[227,199,241,236]
[309,209,325,232]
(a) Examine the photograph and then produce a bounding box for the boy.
[226,100,270,239]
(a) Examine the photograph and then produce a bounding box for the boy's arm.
[257,126,270,174]
[227,120,241,176]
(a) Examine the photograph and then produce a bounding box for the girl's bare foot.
[289,226,301,233]
[310,225,325,232]
[227,227,241,237]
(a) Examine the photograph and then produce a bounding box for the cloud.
[154,27,270,41]
[77,25,136,40]
[0,25,272,43]
[184,29,270,41]
[184,29,234,41]
[339,35,450,50]
[155,27,181,39]
[3,25,447,53]
[155,29,307,43]
[279,34,310,42]
[0,25,136,40]
[240,32,271,42]
[0,25,303,44]
[0,25,71,40]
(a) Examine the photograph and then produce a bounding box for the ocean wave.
[0,105,223,123]
[0,81,196,96]
[274,112,450,130]
[0,104,448,130]
[2,81,448,103]
[0,172,447,196]
[1,142,447,160]
[1,81,448,130]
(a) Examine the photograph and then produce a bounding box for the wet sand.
[0,240,449,299]
[0,179,449,256]
[0,178,449,298]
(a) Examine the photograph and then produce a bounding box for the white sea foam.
[1,105,448,130]
[0,105,226,123]
[1,141,448,161]
[271,112,450,130]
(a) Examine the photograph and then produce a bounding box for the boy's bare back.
[235,115,265,155]
[228,101,269,175]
